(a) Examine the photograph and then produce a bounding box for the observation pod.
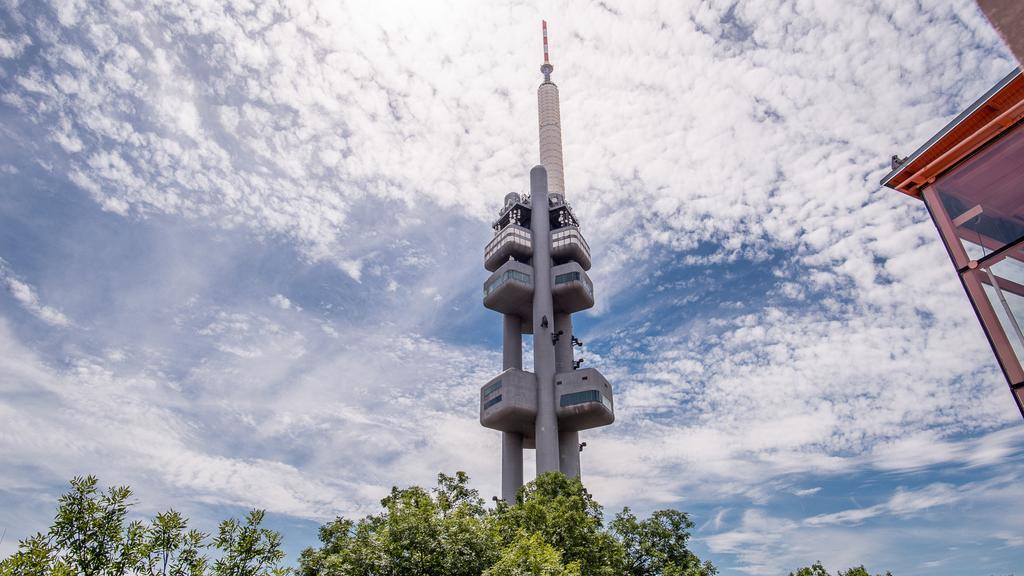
[882,68,1024,418]
[480,368,537,435]
[551,263,594,313]
[483,260,533,318]
[555,368,614,431]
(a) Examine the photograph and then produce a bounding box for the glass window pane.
[971,249,1024,370]
[483,380,502,397]
[560,389,602,407]
[932,122,1024,258]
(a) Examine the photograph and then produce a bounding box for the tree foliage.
[141,510,206,576]
[789,561,893,576]
[611,507,716,576]
[482,532,580,576]
[212,510,286,576]
[299,471,716,576]
[3,474,901,576]
[297,472,496,576]
[0,476,284,576]
[491,472,621,575]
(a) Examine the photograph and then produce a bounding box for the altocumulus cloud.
[1,1,1023,575]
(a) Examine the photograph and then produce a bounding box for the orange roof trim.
[882,69,1024,199]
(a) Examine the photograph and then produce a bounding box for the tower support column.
[501,313,524,501]
[554,313,573,372]
[558,430,581,478]
[554,312,581,478]
[502,432,523,502]
[503,314,523,370]
[531,166,560,474]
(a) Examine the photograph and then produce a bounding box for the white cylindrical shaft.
[537,82,566,195]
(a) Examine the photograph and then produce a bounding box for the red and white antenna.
[541,20,553,80]
[542,20,550,63]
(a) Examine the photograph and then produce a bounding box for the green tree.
[0,477,289,576]
[297,472,495,576]
[50,476,145,576]
[431,472,496,575]
[837,566,892,576]
[0,476,144,576]
[211,510,286,576]
[789,562,893,576]
[790,561,830,576]
[611,508,716,576]
[295,519,355,576]
[492,472,621,576]
[482,532,580,576]
[140,511,207,576]
[0,532,73,576]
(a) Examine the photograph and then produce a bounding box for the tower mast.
[537,20,566,196]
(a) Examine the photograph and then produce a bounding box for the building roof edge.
[880,67,1022,189]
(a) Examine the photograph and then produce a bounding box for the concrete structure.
[480,21,614,502]
[882,68,1024,418]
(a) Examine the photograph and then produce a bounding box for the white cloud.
[805,483,960,527]
[0,259,71,327]
[0,34,31,60]
[793,487,821,497]
[269,294,294,310]
[0,301,500,522]
[705,469,1024,575]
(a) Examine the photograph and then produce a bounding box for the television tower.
[480,21,615,502]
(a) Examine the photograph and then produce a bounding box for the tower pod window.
[553,270,593,296]
[484,395,503,409]
[484,269,532,297]
[559,390,612,409]
[483,380,502,397]
[555,271,579,284]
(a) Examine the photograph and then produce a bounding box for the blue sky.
[1,1,1023,574]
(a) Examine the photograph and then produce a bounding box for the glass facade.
[483,395,502,409]
[484,268,532,297]
[559,389,612,410]
[931,122,1024,261]
[555,271,579,284]
[922,121,1024,401]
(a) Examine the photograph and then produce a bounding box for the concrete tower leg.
[503,314,523,370]
[530,166,560,474]
[558,430,580,478]
[554,313,573,372]
[502,432,523,502]
[501,313,524,501]
[553,313,581,478]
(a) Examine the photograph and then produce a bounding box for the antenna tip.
[541,20,550,64]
